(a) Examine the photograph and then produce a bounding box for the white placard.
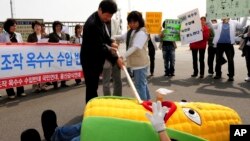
[178,8,203,45]
[0,43,82,89]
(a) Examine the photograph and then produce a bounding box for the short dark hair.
[3,18,17,33]
[31,20,42,29]
[74,24,83,35]
[99,0,117,14]
[162,21,166,28]
[211,19,217,23]
[127,11,145,29]
[52,21,63,32]
[200,16,206,21]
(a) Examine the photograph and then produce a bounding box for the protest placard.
[145,12,162,34]
[0,43,82,89]
[163,19,181,41]
[178,8,203,45]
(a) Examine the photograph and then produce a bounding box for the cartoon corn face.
[84,97,241,141]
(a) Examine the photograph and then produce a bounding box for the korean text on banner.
[206,0,250,19]
[146,12,162,34]
[178,8,203,45]
[163,19,181,41]
[0,43,83,89]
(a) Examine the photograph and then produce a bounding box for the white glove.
[145,101,169,133]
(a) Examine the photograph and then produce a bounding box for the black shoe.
[21,129,41,141]
[75,79,81,84]
[46,82,53,86]
[191,74,198,77]
[169,73,175,77]
[41,110,58,141]
[164,73,169,77]
[53,85,58,90]
[199,75,204,78]
[60,84,69,88]
[214,76,221,79]
[228,77,234,81]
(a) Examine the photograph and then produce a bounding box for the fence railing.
[44,21,85,36]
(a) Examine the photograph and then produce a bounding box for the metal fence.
[44,21,85,36]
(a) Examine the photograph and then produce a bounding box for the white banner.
[206,0,250,19]
[0,43,83,89]
[178,8,203,45]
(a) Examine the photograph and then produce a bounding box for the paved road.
[0,43,249,141]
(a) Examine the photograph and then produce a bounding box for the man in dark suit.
[80,0,123,103]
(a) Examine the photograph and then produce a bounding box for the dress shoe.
[214,76,221,79]
[60,84,69,88]
[228,77,234,81]
[191,74,197,77]
[8,95,16,99]
[245,77,250,82]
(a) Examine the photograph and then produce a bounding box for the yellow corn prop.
[84,97,241,141]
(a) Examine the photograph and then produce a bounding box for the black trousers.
[82,66,102,103]
[215,43,235,77]
[148,45,155,75]
[245,46,250,77]
[207,46,217,74]
[52,81,66,88]
[75,79,81,84]
[6,86,24,96]
[191,49,206,75]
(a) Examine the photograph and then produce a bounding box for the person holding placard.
[190,17,210,78]
[158,21,177,77]
[48,21,69,89]
[27,21,48,93]
[0,19,27,99]
[70,24,83,86]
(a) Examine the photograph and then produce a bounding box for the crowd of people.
[0,5,249,100]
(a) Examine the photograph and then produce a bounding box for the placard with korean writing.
[178,8,203,45]
[0,43,83,89]
[206,0,250,19]
[162,19,181,41]
[146,12,162,34]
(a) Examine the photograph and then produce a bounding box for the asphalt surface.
[0,43,249,141]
